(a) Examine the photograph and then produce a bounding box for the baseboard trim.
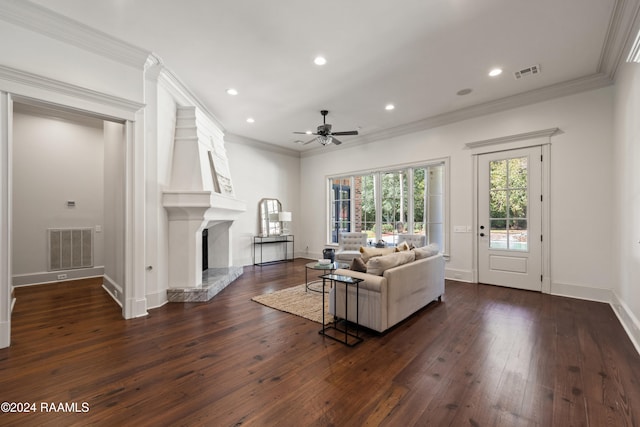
[125,297,148,319]
[13,267,105,287]
[610,292,640,356]
[445,268,474,283]
[146,290,168,310]
[0,320,9,349]
[102,274,123,307]
[550,281,613,303]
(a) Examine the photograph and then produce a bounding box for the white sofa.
[329,247,445,333]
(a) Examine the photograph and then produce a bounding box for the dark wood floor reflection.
[1,259,639,426]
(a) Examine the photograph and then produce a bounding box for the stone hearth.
[167,266,243,302]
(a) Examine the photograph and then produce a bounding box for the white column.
[123,117,148,319]
[0,92,12,348]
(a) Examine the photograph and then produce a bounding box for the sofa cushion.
[359,246,396,262]
[366,250,416,276]
[350,256,367,272]
[413,243,440,260]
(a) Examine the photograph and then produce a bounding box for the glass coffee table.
[305,261,349,292]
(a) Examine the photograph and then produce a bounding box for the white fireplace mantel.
[163,107,246,302]
[163,190,246,223]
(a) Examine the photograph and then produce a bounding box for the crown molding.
[225,132,300,158]
[0,64,144,120]
[0,0,151,68]
[599,0,640,78]
[157,68,225,132]
[299,72,612,158]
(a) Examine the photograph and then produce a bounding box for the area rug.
[251,283,331,324]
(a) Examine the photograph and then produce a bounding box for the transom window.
[329,161,447,251]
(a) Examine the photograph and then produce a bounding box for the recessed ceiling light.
[314,56,327,66]
[489,68,503,77]
[246,117,255,123]
[226,88,238,96]
[385,104,395,111]
[457,88,473,96]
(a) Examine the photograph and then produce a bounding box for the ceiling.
[26,0,636,151]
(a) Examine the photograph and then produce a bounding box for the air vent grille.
[514,65,540,79]
[48,228,93,271]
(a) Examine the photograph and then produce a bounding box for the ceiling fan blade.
[331,137,343,145]
[303,137,317,145]
[331,130,358,136]
[293,131,318,135]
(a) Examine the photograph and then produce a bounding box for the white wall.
[300,87,615,297]
[612,60,640,349]
[225,138,301,266]
[12,105,105,283]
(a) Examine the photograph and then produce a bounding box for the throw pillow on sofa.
[396,241,411,252]
[366,250,416,276]
[350,256,367,272]
[359,246,396,262]
[413,243,440,260]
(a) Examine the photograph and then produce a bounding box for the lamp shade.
[278,211,292,222]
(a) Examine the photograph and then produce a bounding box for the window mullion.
[374,172,382,242]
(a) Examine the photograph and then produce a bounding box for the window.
[489,157,528,251]
[330,178,351,243]
[328,161,447,252]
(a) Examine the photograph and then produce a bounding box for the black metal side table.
[319,273,364,347]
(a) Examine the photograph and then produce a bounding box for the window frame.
[326,158,449,255]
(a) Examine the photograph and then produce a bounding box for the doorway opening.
[11,98,126,313]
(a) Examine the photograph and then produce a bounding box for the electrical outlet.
[57,274,67,280]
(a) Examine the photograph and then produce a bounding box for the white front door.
[478,147,542,291]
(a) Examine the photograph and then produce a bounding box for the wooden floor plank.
[1,260,639,426]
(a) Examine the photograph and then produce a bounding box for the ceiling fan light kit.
[293,110,358,147]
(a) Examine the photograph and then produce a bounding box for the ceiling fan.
[294,110,358,146]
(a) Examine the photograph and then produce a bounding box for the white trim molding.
[0,92,9,349]
[0,65,144,121]
[12,267,105,287]
[610,292,640,356]
[465,128,561,150]
[0,0,151,68]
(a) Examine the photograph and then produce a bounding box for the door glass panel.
[489,156,528,251]
[509,220,528,250]
[509,189,527,218]
[489,219,507,249]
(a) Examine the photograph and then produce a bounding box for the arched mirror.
[259,198,282,236]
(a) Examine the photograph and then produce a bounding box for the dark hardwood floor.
[1,258,639,426]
